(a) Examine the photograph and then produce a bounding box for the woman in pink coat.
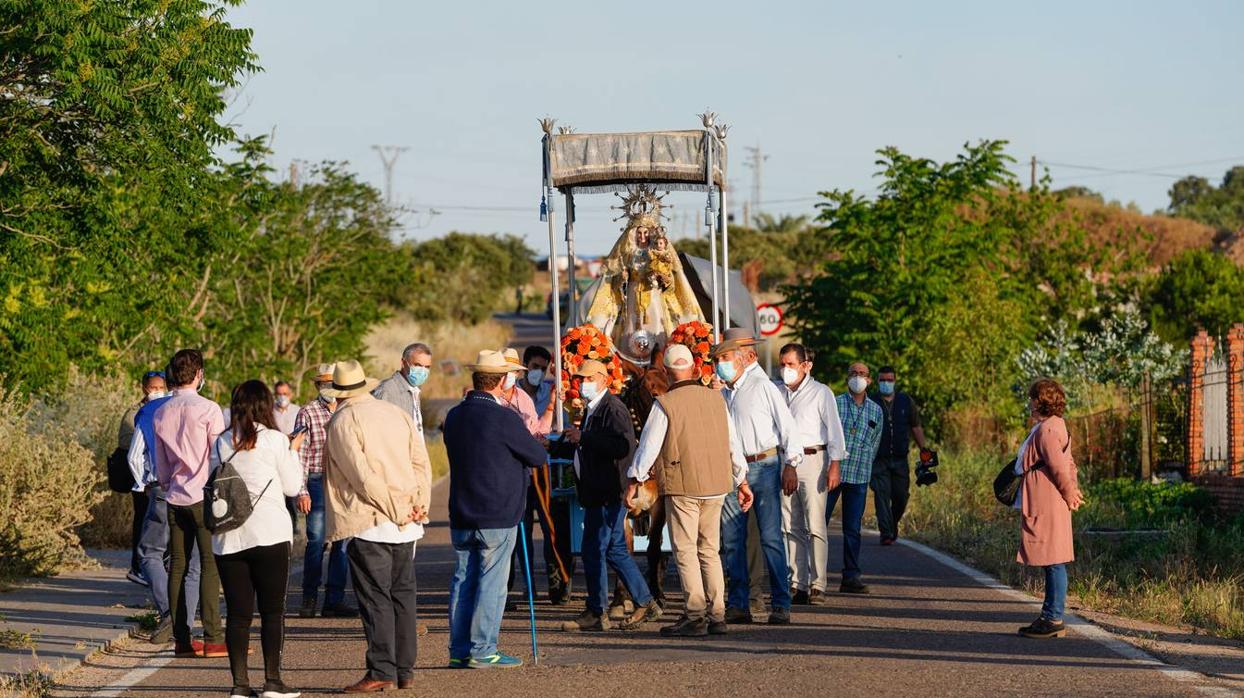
[1014,378,1084,638]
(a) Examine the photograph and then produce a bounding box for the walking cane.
[517,520,539,665]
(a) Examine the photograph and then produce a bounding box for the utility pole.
[371,145,410,206]
[744,144,768,227]
[1030,155,1037,190]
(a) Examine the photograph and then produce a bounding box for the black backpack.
[204,443,271,534]
[107,447,135,493]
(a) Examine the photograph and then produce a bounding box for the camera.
[915,449,939,487]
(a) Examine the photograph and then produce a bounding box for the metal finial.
[539,117,557,135]
[714,124,730,140]
[698,110,717,128]
[557,125,576,135]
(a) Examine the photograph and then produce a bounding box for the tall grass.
[363,312,510,401]
[903,451,1244,639]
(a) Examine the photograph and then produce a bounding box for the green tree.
[783,141,1105,428]
[1145,248,1244,342]
[1168,166,1244,233]
[400,233,534,324]
[677,213,815,290]
[0,0,258,391]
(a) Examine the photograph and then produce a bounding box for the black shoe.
[659,616,708,637]
[149,615,173,644]
[298,595,316,618]
[708,620,728,635]
[1019,618,1066,639]
[839,578,870,594]
[791,589,810,605]
[767,607,791,625]
[320,602,359,618]
[724,607,753,624]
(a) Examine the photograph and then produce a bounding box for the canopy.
[548,130,726,193]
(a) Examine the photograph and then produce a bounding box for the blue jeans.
[826,482,868,581]
[449,527,517,660]
[583,502,653,614]
[138,485,200,621]
[721,457,792,611]
[303,475,348,605]
[1042,564,1067,621]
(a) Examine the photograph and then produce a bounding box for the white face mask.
[146,390,167,401]
[848,376,869,395]
[526,368,544,386]
[781,367,801,386]
[502,373,517,391]
[275,395,291,408]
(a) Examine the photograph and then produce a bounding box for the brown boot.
[620,600,663,630]
[342,676,395,693]
[560,609,610,632]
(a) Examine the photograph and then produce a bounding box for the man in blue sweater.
[444,350,549,669]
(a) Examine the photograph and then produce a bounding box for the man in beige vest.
[323,360,433,694]
[624,344,752,637]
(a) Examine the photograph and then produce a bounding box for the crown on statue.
[612,185,670,228]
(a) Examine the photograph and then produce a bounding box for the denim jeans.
[449,527,517,660]
[826,482,869,581]
[303,475,348,606]
[1042,564,1068,621]
[721,457,792,611]
[583,501,653,615]
[138,485,200,622]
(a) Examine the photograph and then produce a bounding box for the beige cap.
[319,360,379,399]
[313,363,336,382]
[467,350,522,374]
[502,347,525,369]
[664,344,695,370]
[573,359,609,380]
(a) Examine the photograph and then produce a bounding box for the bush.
[0,383,105,582]
[1079,479,1214,529]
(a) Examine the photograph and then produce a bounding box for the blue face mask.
[580,380,601,402]
[407,366,429,387]
[715,361,737,383]
[878,380,896,396]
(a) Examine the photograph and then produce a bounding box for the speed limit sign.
[756,303,783,336]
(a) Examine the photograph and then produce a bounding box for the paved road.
[54,476,1235,698]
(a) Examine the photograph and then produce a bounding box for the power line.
[1038,155,1244,181]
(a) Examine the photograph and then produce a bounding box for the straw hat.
[710,327,759,358]
[664,344,695,370]
[312,363,335,382]
[468,350,522,374]
[573,359,609,380]
[502,347,527,371]
[319,359,379,399]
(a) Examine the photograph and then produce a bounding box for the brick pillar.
[1228,324,1244,477]
[1188,330,1213,478]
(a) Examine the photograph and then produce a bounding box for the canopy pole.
[703,129,720,343]
[720,184,730,331]
[540,124,564,433]
[565,191,577,326]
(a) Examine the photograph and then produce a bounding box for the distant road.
[495,311,557,351]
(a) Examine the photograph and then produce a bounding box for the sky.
[224,0,1244,256]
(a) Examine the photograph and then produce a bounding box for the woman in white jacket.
[211,380,305,698]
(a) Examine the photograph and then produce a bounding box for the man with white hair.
[374,343,433,438]
[624,344,752,637]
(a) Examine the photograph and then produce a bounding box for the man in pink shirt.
[153,348,227,658]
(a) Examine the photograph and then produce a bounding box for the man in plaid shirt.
[830,361,884,594]
[294,364,357,618]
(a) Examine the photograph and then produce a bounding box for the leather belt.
[745,447,780,463]
[803,445,826,455]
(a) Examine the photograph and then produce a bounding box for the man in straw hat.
[293,363,357,620]
[443,350,549,668]
[624,344,752,637]
[711,327,803,626]
[322,360,433,693]
[560,359,661,632]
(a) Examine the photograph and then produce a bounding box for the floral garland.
[559,324,626,418]
[668,320,715,384]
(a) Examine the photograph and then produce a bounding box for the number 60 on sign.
[756,303,783,337]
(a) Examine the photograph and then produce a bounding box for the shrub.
[0,383,104,582]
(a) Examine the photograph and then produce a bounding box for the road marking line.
[91,652,174,698]
[897,537,1234,697]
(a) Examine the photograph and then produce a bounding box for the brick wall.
[1187,330,1212,478]
[1196,474,1244,515]
[1229,324,1244,477]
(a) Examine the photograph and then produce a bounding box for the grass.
[426,436,449,481]
[124,610,160,633]
[0,670,54,698]
[363,312,511,401]
[903,451,1244,640]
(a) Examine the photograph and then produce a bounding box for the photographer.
[869,366,930,546]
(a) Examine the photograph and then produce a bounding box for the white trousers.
[781,450,829,592]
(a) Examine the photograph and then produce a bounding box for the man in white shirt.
[778,343,847,606]
[271,380,301,435]
[711,328,803,626]
[624,345,752,637]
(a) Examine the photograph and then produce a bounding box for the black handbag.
[993,436,1068,506]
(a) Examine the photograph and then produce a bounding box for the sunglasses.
[144,370,166,379]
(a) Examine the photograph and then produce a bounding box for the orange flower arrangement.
[559,323,626,419]
[668,320,716,385]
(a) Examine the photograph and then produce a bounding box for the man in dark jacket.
[444,351,548,670]
[869,365,930,545]
[559,360,662,632]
